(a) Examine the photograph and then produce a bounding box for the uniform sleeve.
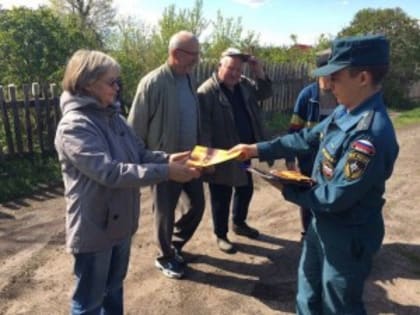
[286,86,312,163]
[56,118,169,188]
[257,120,325,162]
[288,86,311,133]
[282,134,384,213]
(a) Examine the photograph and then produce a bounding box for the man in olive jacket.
[128,31,204,279]
[197,48,273,253]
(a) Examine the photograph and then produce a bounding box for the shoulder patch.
[351,139,376,156]
[344,151,370,180]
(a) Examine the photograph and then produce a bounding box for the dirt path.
[1,124,420,315]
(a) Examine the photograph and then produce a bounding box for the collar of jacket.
[333,91,383,132]
[212,72,252,105]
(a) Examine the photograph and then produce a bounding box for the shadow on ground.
[186,235,420,314]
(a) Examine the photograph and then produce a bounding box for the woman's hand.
[168,151,201,182]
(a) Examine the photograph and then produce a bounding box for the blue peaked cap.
[313,34,389,77]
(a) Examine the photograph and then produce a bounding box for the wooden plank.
[8,84,24,155]
[50,83,60,127]
[23,84,34,155]
[0,86,14,155]
[43,84,54,152]
[32,82,45,154]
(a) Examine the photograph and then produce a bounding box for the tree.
[152,0,209,63]
[203,10,259,61]
[339,7,420,108]
[0,7,100,86]
[49,0,117,46]
[106,17,156,105]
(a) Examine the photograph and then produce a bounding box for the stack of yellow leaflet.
[187,145,241,167]
[247,167,314,188]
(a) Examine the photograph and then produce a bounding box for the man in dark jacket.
[197,48,273,253]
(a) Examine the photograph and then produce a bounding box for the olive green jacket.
[127,63,201,153]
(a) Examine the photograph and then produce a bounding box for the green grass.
[264,111,292,137]
[392,107,420,128]
[0,154,62,203]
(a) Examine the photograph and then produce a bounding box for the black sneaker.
[154,257,185,279]
[233,222,260,239]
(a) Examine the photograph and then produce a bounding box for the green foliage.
[0,154,62,203]
[107,17,157,105]
[392,106,420,128]
[265,111,292,137]
[339,8,420,108]
[0,6,100,87]
[153,0,209,63]
[203,10,259,61]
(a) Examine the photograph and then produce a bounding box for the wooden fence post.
[8,84,24,155]
[23,84,34,155]
[0,85,14,155]
[32,82,45,154]
[43,84,54,152]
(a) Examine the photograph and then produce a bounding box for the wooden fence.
[0,83,60,159]
[0,63,310,159]
[194,62,311,115]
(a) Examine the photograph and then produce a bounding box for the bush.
[0,154,62,203]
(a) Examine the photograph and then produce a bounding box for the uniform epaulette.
[356,110,374,131]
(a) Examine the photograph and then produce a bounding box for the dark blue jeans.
[209,172,253,238]
[71,237,131,315]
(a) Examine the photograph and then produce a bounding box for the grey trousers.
[152,178,205,259]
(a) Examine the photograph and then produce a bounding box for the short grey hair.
[168,30,198,51]
[62,49,120,95]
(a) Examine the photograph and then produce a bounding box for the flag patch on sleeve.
[351,139,376,156]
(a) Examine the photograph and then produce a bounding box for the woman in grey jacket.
[54,49,199,315]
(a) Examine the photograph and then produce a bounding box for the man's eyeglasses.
[176,48,200,57]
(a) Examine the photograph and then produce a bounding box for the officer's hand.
[229,144,258,161]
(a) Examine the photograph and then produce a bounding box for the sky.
[1,0,420,46]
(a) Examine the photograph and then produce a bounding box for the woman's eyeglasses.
[102,78,120,88]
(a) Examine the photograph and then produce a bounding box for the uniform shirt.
[257,91,399,226]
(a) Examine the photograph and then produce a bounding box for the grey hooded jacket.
[55,91,169,253]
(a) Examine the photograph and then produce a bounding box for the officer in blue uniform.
[230,34,399,314]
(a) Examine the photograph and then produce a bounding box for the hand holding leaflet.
[187,145,242,168]
[247,167,315,190]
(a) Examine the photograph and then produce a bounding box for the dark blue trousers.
[296,217,384,315]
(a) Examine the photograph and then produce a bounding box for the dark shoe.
[173,248,185,265]
[233,222,260,239]
[217,237,237,254]
[154,257,184,279]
